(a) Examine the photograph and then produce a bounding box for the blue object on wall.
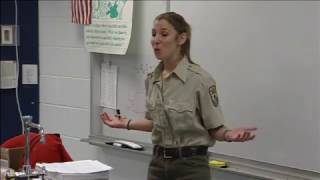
[0,0,39,143]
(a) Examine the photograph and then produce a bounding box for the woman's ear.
[178,32,187,45]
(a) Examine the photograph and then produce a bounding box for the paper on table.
[36,160,112,174]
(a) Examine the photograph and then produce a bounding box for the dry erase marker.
[209,160,228,168]
[116,109,121,118]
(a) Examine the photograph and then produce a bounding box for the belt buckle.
[163,149,173,159]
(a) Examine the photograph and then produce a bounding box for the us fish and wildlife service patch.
[209,85,219,107]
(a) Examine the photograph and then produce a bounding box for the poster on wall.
[84,0,133,55]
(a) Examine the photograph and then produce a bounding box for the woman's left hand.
[225,127,257,142]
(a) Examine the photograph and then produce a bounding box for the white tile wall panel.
[39,17,84,48]
[39,47,90,78]
[39,0,70,18]
[40,76,89,109]
[40,103,90,138]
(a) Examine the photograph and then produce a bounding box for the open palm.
[226,127,257,142]
[100,112,127,129]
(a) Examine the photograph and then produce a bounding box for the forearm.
[209,125,230,142]
[124,119,153,132]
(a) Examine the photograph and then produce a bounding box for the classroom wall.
[39,1,318,180]
[38,1,255,180]
[39,1,150,180]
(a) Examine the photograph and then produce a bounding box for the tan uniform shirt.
[145,57,225,148]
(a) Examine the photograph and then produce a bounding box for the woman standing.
[101,12,257,180]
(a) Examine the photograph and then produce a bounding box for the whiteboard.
[170,1,319,172]
[92,1,320,173]
[96,1,166,144]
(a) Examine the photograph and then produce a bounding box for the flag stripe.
[86,0,92,24]
[78,0,83,24]
[71,0,92,24]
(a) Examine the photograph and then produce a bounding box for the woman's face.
[151,19,182,61]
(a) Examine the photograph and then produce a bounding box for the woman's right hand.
[100,112,128,129]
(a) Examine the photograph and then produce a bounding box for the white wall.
[39,0,90,139]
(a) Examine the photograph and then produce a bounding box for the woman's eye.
[151,30,156,37]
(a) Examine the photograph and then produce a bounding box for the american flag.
[71,0,92,24]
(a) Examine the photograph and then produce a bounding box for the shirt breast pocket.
[146,102,155,118]
[166,103,195,132]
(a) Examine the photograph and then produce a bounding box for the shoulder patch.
[209,85,219,107]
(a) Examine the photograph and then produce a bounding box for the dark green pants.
[147,155,211,180]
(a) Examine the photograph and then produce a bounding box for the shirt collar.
[152,62,163,83]
[152,57,189,84]
[173,56,188,83]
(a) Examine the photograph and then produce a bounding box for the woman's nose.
[153,35,161,43]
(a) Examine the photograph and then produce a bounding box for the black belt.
[153,145,208,159]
